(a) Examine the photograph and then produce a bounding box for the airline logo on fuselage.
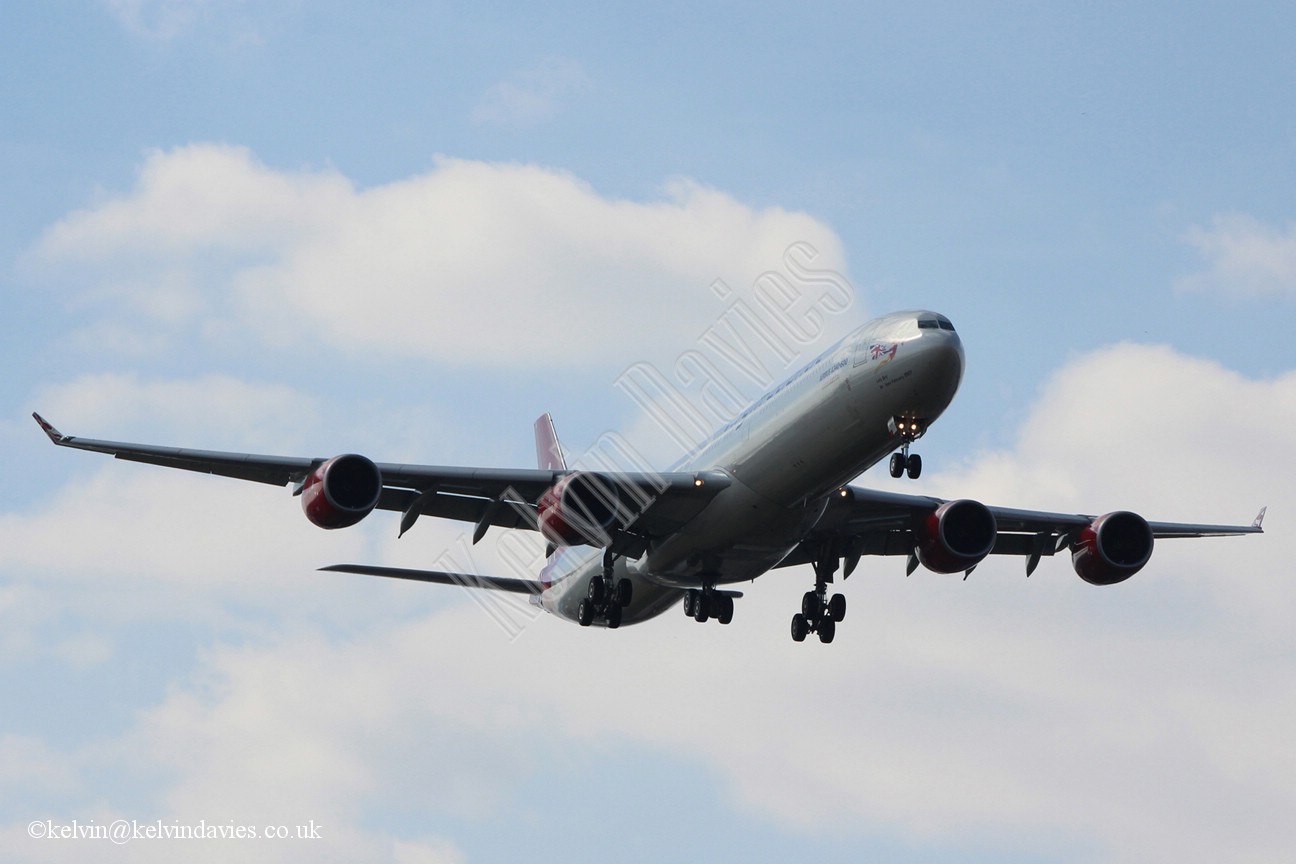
[869,342,899,363]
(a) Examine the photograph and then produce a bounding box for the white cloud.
[32,372,322,448]
[24,145,852,372]
[471,57,593,129]
[16,148,1290,863]
[1178,212,1296,298]
[100,0,264,45]
[5,343,1291,862]
[102,0,213,41]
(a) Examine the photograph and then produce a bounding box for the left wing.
[32,413,730,556]
[780,484,1264,580]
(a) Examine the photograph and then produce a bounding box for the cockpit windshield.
[917,315,956,332]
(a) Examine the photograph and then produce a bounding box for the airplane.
[33,310,1265,644]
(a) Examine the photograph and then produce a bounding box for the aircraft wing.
[32,413,729,555]
[779,484,1265,576]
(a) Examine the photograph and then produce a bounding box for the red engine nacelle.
[1071,511,1153,585]
[301,454,382,529]
[915,499,998,574]
[537,472,622,547]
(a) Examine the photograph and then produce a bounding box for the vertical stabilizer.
[534,413,568,471]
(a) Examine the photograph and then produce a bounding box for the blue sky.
[2,3,1294,862]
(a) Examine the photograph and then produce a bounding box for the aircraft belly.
[637,477,824,588]
[542,553,683,626]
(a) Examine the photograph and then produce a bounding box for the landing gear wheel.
[818,616,836,643]
[683,589,698,617]
[605,604,623,629]
[829,593,847,622]
[587,576,607,605]
[906,453,922,479]
[693,594,710,623]
[577,599,595,627]
[802,590,824,620]
[889,452,906,478]
[615,578,633,607]
[791,613,809,642]
[716,594,734,625]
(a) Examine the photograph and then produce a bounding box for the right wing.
[33,413,729,556]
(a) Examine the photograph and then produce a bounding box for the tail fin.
[534,413,568,471]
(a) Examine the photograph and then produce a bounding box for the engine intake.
[301,454,382,529]
[1072,511,1153,585]
[915,499,998,574]
[537,472,622,547]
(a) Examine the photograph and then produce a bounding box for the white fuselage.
[538,310,966,625]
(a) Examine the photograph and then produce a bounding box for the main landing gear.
[577,549,634,629]
[682,578,735,625]
[888,416,926,479]
[790,557,847,644]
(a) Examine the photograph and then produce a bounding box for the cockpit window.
[917,315,956,332]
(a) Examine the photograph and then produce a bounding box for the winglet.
[32,413,69,445]
[1253,507,1267,531]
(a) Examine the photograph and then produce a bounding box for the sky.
[2,2,1294,862]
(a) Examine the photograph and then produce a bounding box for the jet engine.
[301,454,383,529]
[915,499,998,574]
[1071,511,1153,585]
[537,472,622,547]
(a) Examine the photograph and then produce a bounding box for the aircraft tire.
[890,453,905,478]
[791,613,809,642]
[615,578,633,607]
[818,616,836,644]
[802,591,823,620]
[577,599,595,627]
[605,604,622,629]
[717,595,734,625]
[829,593,847,622]
[906,454,922,479]
[588,576,607,604]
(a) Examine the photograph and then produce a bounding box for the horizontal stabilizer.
[319,563,545,595]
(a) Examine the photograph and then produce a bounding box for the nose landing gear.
[888,416,927,479]
[889,449,922,479]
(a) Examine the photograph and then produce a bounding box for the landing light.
[694,477,704,487]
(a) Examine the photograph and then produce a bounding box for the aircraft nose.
[908,329,965,405]
[927,329,964,373]
[922,331,964,380]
